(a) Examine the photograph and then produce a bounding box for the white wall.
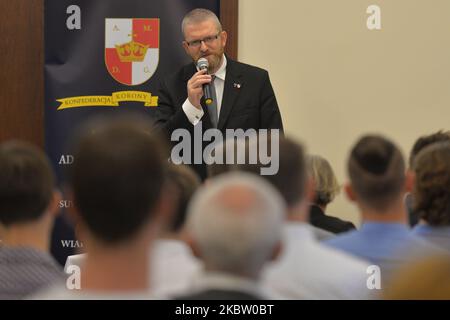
[238,0,450,225]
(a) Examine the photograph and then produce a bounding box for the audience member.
[176,173,285,300]
[0,141,63,299]
[407,130,450,226]
[411,142,450,252]
[36,115,173,299]
[307,154,356,234]
[325,135,444,281]
[151,164,203,297]
[383,255,450,299]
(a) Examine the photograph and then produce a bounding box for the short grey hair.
[181,8,222,36]
[186,172,285,275]
[307,154,340,206]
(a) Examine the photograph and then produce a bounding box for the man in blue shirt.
[325,135,444,280]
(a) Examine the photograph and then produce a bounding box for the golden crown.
[115,40,149,62]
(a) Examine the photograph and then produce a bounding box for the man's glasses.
[186,33,220,48]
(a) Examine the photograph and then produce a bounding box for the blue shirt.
[413,224,450,253]
[324,222,445,278]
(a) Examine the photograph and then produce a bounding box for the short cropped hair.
[307,154,340,206]
[235,136,307,207]
[348,135,405,211]
[186,173,285,274]
[413,142,450,226]
[68,115,168,245]
[0,141,55,226]
[409,130,450,168]
[166,164,201,232]
[181,8,222,36]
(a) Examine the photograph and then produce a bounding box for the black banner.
[44,0,220,264]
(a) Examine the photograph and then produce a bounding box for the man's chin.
[206,56,221,71]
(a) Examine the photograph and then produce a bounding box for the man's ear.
[182,41,190,55]
[65,188,83,226]
[47,189,62,218]
[269,241,283,263]
[185,233,202,259]
[220,30,227,47]
[345,183,357,202]
[152,182,178,233]
[405,170,415,193]
[306,177,315,203]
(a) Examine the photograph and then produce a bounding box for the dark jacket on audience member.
[176,289,262,300]
[309,205,356,234]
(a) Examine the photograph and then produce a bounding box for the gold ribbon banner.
[57,91,159,110]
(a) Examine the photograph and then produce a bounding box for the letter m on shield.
[105,18,159,86]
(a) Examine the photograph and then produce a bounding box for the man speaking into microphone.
[155,8,284,180]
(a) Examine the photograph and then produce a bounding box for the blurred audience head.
[413,142,450,226]
[409,130,450,169]
[186,173,285,278]
[0,141,59,228]
[307,154,340,208]
[383,255,450,299]
[166,164,201,233]
[67,114,170,247]
[210,137,309,208]
[347,135,406,212]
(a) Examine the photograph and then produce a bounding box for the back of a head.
[307,154,340,207]
[166,164,201,232]
[68,115,168,245]
[348,135,405,211]
[186,173,285,275]
[0,141,55,226]
[236,136,307,208]
[409,130,450,168]
[413,142,450,226]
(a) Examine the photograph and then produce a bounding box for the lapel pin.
[233,83,241,89]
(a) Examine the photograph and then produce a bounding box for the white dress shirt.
[182,55,227,125]
[150,239,202,297]
[262,223,373,299]
[63,239,202,298]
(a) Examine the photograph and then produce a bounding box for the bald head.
[186,173,285,276]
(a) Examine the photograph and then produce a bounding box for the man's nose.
[200,40,208,51]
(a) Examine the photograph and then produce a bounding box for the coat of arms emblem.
[105,18,159,85]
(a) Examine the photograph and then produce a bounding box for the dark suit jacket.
[309,205,356,234]
[175,289,262,300]
[155,57,284,179]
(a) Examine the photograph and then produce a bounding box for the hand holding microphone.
[196,58,214,105]
[186,58,213,109]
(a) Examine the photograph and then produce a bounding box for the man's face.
[183,19,227,73]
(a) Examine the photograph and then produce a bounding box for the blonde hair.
[182,8,222,36]
[307,154,340,206]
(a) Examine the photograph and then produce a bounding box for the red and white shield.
[105,18,159,86]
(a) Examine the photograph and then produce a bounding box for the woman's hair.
[307,154,340,206]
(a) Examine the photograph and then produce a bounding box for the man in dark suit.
[155,8,283,180]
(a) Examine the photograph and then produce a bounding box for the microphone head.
[197,57,209,70]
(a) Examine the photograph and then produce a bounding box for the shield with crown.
[105,18,159,86]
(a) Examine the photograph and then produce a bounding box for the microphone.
[197,58,213,105]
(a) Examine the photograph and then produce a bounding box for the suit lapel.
[218,59,243,131]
